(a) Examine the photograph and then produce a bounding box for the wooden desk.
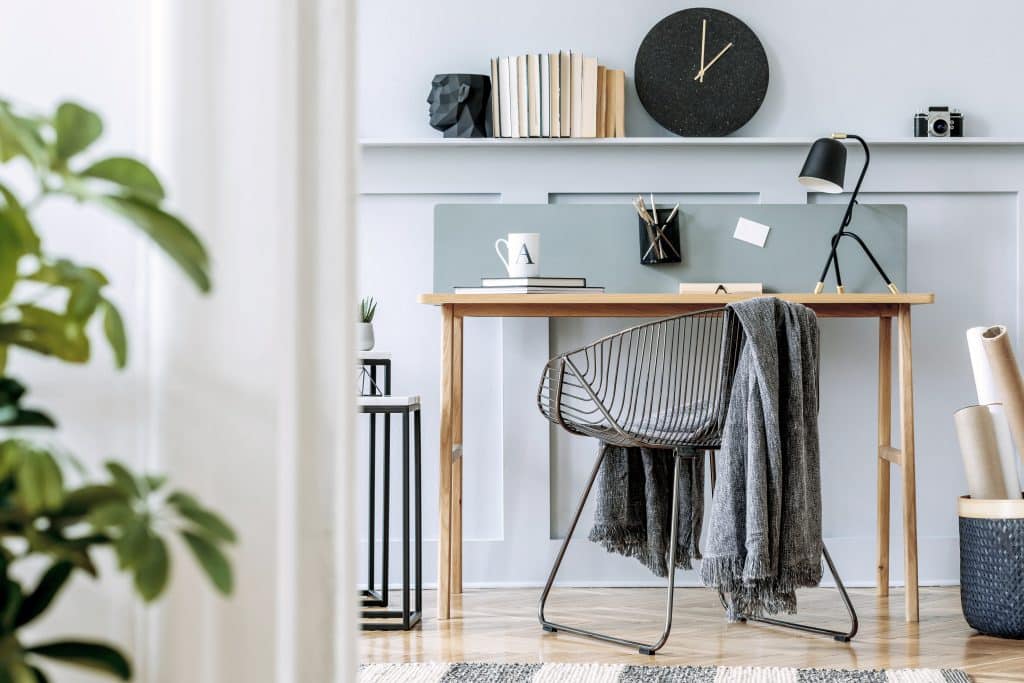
[419,292,935,624]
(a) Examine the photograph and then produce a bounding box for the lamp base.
[887,282,900,294]
[813,282,825,294]
[836,285,846,294]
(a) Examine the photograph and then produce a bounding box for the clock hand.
[699,19,707,84]
[694,42,733,81]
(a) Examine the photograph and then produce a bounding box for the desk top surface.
[419,292,934,306]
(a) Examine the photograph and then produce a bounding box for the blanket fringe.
[587,525,696,576]
[700,554,824,621]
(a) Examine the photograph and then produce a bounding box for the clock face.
[635,8,769,137]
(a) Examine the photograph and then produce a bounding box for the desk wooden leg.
[897,304,920,623]
[877,316,892,597]
[451,315,464,595]
[438,305,454,620]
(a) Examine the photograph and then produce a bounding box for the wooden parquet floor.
[360,587,1024,681]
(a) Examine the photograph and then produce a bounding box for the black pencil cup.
[638,209,681,265]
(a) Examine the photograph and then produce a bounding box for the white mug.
[494,233,540,277]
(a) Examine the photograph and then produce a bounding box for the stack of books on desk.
[454,277,604,294]
[489,52,625,139]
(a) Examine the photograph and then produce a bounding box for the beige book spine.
[548,53,560,137]
[559,51,571,138]
[580,57,597,138]
[489,58,500,137]
[570,52,583,137]
[596,65,607,138]
[608,69,625,137]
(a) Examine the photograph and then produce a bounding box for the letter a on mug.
[494,232,540,277]
[515,243,535,265]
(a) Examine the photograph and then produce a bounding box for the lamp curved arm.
[839,134,870,230]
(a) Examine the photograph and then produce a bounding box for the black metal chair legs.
[719,543,859,643]
[538,446,859,653]
[539,445,686,655]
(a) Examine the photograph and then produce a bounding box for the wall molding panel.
[360,141,1021,589]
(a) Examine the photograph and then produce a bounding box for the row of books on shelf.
[454,277,604,294]
[488,52,625,139]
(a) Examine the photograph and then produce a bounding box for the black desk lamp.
[798,134,899,294]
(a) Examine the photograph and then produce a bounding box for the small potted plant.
[358,297,377,351]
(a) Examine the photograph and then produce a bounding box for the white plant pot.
[357,322,375,351]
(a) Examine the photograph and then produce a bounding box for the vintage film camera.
[914,106,963,137]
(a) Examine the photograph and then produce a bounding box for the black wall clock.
[635,8,769,137]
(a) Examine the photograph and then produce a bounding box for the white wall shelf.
[361,136,1024,148]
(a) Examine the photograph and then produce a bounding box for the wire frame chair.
[535,308,857,654]
[538,308,740,451]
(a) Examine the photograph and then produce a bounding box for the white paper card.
[733,217,770,248]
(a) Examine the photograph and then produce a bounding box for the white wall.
[357,0,1024,591]
[360,0,1024,139]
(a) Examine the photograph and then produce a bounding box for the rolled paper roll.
[984,404,1022,499]
[981,325,1024,473]
[967,327,1000,404]
[955,405,1016,500]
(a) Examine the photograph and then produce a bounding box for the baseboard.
[360,534,963,589]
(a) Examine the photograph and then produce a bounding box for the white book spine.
[498,57,512,138]
[516,55,528,137]
[549,53,560,137]
[527,53,541,137]
[507,57,520,138]
[559,51,571,138]
[540,55,550,137]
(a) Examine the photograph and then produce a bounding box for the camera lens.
[932,118,949,135]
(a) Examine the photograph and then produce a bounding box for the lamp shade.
[798,137,846,194]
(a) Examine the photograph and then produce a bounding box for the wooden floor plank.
[361,587,1022,681]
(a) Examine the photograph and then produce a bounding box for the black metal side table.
[358,351,391,397]
[358,394,422,631]
[358,351,392,613]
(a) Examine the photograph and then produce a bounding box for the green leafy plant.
[0,99,210,372]
[0,98,232,681]
[359,296,377,323]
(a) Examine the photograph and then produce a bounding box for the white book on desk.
[454,285,605,294]
[481,276,586,287]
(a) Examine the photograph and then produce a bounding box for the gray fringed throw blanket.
[588,445,704,576]
[700,297,823,620]
[588,297,822,618]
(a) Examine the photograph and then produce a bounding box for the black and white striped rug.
[359,663,970,682]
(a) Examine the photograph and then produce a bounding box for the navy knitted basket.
[958,495,1024,639]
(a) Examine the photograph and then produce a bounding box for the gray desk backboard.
[434,204,907,294]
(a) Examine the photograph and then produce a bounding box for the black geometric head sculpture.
[427,73,491,138]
